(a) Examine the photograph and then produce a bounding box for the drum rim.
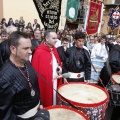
[111,73,120,84]
[58,82,109,107]
[45,105,90,120]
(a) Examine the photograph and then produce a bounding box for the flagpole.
[83,0,90,32]
[97,2,104,34]
[83,5,89,32]
[58,0,68,30]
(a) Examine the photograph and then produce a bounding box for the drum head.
[112,74,120,84]
[46,105,89,120]
[58,82,109,107]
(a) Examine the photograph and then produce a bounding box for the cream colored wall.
[0,0,3,20]
[104,0,113,4]
[3,0,44,28]
[3,0,66,30]
[101,16,109,34]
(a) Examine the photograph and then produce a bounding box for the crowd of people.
[0,16,120,120]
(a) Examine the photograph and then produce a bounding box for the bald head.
[6,26,17,34]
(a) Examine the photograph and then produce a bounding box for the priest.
[32,30,62,107]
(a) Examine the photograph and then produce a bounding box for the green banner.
[66,0,80,22]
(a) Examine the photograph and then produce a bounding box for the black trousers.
[111,106,120,120]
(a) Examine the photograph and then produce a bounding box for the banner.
[33,0,62,31]
[108,6,120,30]
[86,0,102,35]
[66,0,80,22]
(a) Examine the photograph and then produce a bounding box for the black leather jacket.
[0,40,10,68]
[64,46,91,80]
[0,60,41,120]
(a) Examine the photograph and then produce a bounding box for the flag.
[33,0,62,32]
[66,0,80,22]
[108,6,120,30]
[86,0,102,35]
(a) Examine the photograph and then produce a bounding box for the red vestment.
[31,44,62,107]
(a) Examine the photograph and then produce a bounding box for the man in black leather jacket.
[0,31,49,120]
[63,31,91,82]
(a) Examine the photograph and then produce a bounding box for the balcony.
[104,0,120,5]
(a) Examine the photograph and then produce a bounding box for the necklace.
[76,47,81,65]
[18,65,35,97]
[11,60,35,97]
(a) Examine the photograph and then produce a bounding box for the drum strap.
[99,77,106,88]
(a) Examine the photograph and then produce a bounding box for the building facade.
[0,0,119,34]
[0,0,44,28]
[101,0,120,35]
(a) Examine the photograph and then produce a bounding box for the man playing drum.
[98,44,120,120]
[63,31,91,83]
[0,31,49,120]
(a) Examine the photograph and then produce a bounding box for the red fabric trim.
[45,105,90,120]
[111,73,120,84]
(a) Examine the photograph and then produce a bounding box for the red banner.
[86,0,102,35]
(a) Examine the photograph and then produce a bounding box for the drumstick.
[53,73,70,80]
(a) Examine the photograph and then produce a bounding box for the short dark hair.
[8,31,30,48]
[61,37,69,43]
[44,29,56,38]
[74,31,85,40]
[1,30,7,35]
[101,35,107,40]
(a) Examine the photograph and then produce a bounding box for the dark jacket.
[64,46,91,80]
[31,39,41,55]
[109,44,120,73]
[57,46,67,73]
[99,44,120,87]
[0,60,41,120]
[33,23,40,29]
[0,40,10,68]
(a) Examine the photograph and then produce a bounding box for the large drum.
[107,84,120,106]
[111,73,120,84]
[46,105,89,120]
[58,83,109,120]
[107,73,120,106]
[91,59,105,83]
